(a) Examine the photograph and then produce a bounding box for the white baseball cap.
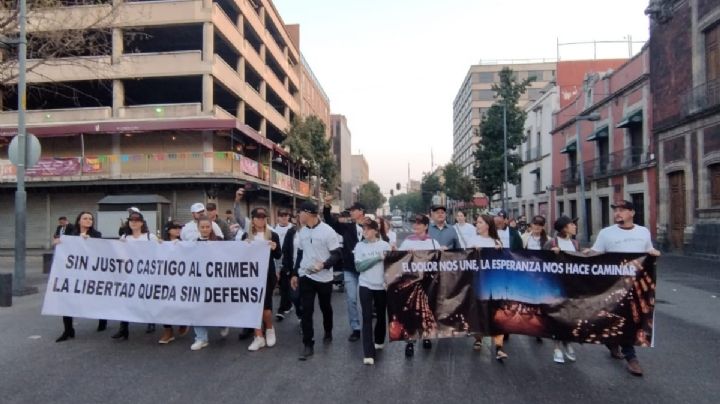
[190,203,205,213]
[128,207,141,214]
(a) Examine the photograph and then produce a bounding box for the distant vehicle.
[391,216,403,228]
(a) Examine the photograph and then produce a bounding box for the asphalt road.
[1,231,718,404]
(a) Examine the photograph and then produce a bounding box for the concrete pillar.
[284,76,289,90]
[111,134,121,176]
[112,28,123,64]
[202,130,213,173]
[260,80,267,100]
[259,6,266,26]
[237,14,244,35]
[237,100,246,122]
[112,80,124,117]
[238,56,246,80]
[202,74,213,113]
[203,22,214,62]
[260,118,267,137]
[690,0,704,88]
[284,106,290,121]
[260,43,266,63]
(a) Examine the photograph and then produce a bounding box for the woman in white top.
[521,215,549,251]
[543,215,579,364]
[396,214,438,358]
[354,218,391,365]
[190,216,225,351]
[453,210,476,248]
[467,215,507,360]
[112,210,159,341]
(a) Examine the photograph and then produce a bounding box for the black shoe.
[535,337,543,344]
[275,313,285,322]
[96,320,107,332]
[503,334,510,342]
[55,329,75,343]
[238,329,253,341]
[111,328,128,340]
[422,339,432,350]
[299,345,314,361]
[145,324,156,334]
[348,330,361,342]
[405,342,415,357]
[324,332,333,343]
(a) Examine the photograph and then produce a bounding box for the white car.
[391,216,404,228]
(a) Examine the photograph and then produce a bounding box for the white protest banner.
[42,236,270,328]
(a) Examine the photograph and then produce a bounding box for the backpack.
[550,236,579,251]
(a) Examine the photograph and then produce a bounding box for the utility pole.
[502,102,508,213]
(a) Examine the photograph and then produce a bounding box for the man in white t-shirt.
[589,199,660,377]
[180,203,224,241]
[291,201,342,361]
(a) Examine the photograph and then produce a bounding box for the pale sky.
[273,0,651,196]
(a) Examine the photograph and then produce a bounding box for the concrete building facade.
[350,154,369,199]
[0,0,328,248]
[647,0,720,256]
[452,61,557,177]
[331,114,352,208]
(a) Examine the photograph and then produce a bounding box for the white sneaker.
[248,336,266,351]
[190,339,208,351]
[219,327,230,338]
[266,328,277,347]
[363,357,375,365]
[564,344,576,362]
[553,348,565,363]
[374,343,384,350]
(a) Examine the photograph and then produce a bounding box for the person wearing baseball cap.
[292,199,343,360]
[493,210,522,250]
[588,199,661,377]
[180,202,224,241]
[322,196,368,343]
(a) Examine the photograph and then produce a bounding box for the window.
[570,200,577,220]
[600,196,610,228]
[527,71,543,81]
[473,90,495,101]
[710,164,720,206]
[631,193,645,226]
[558,201,565,217]
[706,23,719,82]
[477,72,495,83]
[584,198,592,240]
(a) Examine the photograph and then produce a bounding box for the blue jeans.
[343,271,361,332]
[194,326,208,342]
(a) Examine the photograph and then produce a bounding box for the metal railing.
[560,166,578,186]
[561,147,653,186]
[682,78,720,116]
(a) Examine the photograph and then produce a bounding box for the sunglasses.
[253,214,267,219]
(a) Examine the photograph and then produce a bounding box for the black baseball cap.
[251,207,267,218]
[430,204,446,212]
[299,201,319,214]
[167,221,182,229]
[554,216,578,233]
[362,218,379,230]
[611,200,635,210]
[495,210,508,218]
[349,202,366,211]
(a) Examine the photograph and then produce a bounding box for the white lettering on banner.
[42,236,270,328]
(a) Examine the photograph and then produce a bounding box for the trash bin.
[0,273,11,307]
[43,253,54,274]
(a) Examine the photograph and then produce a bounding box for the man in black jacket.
[323,196,366,342]
[53,216,74,239]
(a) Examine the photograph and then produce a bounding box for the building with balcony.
[331,114,352,208]
[647,0,720,256]
[452,61,557,178]
[0,0,328,248]
[551,45,655,243]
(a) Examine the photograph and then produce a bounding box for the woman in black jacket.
[241,207,282,351]
[54,211,107,342]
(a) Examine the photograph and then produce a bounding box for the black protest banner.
[385,248,656,347]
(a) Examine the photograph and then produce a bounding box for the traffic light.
[396,182,401,191]
[390,189,394,197]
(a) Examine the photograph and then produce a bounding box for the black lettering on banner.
[204,287,264,303]
[65,255,89,270]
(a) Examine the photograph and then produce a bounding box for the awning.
[529,167,540,174]
[587,125,609,142]
[616,110,643,128]
[560,140,577,154]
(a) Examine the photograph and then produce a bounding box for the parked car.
[391,216,404,228]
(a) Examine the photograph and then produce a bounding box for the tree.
[357,181,385,212]
[443,162,475,202]
[473,67,532,198]
[389,191,423,214]
[420,172,442,212]
[283,115,338,191]
[1,1,120,90]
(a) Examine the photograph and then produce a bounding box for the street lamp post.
[575,112,601,244]
[502,103,508,213]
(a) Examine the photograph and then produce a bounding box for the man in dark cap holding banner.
[589,199,661,377]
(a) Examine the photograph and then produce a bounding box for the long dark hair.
[72,211,96,235]
[377,217,390,242]
[122,217,149,236]
[530,215,548,246]
[479,215,500,242]
[197,216,218,241]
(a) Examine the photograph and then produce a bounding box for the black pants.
[300,276,333,347]
[62,316,106,332]
[279,271,302,317]
[359,286,387,358]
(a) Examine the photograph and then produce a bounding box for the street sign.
[8,134,40,167]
